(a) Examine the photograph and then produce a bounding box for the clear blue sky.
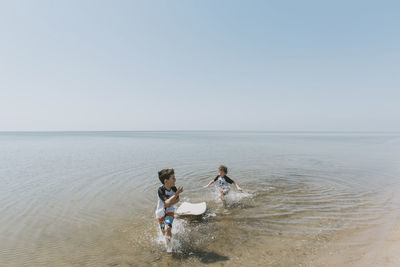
[0,0,399,131]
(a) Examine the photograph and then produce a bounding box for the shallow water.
[0,131,399,266]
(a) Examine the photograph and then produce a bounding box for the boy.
[203,165,242,206]
[155,168,183,251]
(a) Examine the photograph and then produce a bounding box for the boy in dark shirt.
[155,169,183,251]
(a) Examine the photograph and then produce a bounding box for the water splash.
[225,190,253,203]
[154,219,186,253]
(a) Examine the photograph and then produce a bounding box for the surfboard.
[176,202,206,216]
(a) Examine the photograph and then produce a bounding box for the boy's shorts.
[157,212,174,230]
[218,186,230,195]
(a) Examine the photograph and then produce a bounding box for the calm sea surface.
[0,131,399,266]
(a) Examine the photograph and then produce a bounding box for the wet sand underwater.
[0,131,399,266]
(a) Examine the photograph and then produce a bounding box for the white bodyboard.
[176,202,206,216]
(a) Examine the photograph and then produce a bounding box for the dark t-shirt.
[158,185,177,201]
[214,175,234,184]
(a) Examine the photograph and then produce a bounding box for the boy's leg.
[164,214,174,237]
[219,191,226,207]
[158,216,167,236]
[165,225,172,240]
[158,217,171,250]
[164,225,172,253]
[159,221,166,235]
[164,214,174,252]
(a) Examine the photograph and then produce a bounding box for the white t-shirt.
[214,175,234,190]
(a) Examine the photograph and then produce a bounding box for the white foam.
[205,212,216,218]
[225,190,252,202]
[154,219,185,253]
[211,185,253,204]
[171,218,185,235]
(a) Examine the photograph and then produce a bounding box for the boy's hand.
[176,186,183,194]
[203,185,209,189]
[237,187,243,192]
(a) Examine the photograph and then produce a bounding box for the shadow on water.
[172,249,229,264]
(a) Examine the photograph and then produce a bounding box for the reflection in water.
[0,132,399,266]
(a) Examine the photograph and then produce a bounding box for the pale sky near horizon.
[0,0,399,131]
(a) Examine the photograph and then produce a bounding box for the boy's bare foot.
[165,236,172,253]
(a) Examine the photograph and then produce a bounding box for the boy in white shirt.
[204,165,242,206]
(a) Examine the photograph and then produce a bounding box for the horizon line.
[1,130,399,134]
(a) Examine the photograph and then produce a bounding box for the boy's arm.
[203,180,215,188]
[204,176,219,188]
[233,181,242,191]
[164,195,179,207]
[164,186,183,207]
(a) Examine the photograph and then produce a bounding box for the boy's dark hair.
[218,165,228,174]
[158,168,175,184]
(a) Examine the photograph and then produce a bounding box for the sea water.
[0,131,399,266]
